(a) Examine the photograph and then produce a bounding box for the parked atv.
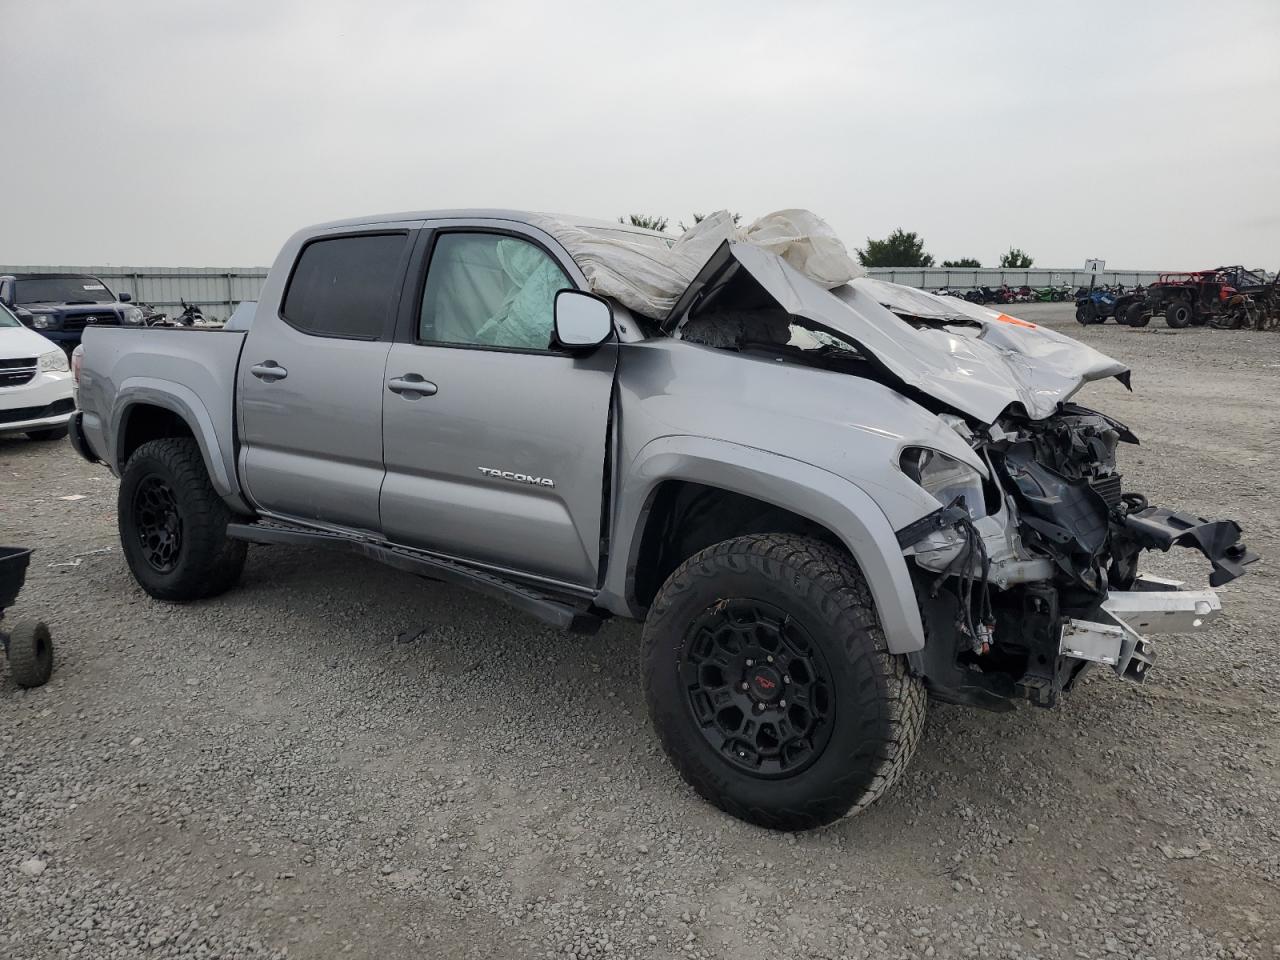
[1076,289,1118,324]
[1077,289,1148,326]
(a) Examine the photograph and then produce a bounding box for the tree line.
[856,229,1033,269]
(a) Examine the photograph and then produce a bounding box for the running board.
[226,520,602,634]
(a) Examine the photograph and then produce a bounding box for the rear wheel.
[1165,300,1193,328]
[642,534,926,830]
[118,438,246,601]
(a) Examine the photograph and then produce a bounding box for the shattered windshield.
[14,277,116,304]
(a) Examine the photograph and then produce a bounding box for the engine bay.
[901,403,1256,710]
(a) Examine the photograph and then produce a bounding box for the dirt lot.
[1,303,1277,959]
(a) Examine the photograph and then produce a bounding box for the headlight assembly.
[900,447,987,519]
[32,314,51,329]
[39,349,71,373]
[123,305,145,325]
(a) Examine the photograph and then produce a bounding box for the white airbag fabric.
[531,209,862,318]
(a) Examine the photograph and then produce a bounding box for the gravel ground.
[1,302,1277,959]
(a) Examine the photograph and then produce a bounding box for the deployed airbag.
[531,209,862,318]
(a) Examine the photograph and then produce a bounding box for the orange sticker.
[995,313,1037,329]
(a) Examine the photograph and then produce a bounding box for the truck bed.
[77,326,248,489]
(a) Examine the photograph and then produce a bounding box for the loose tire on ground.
[6,620,53,688]
[25,427,68,442]
[118,438,247,602]
[1165,300,1193,328]
[641,533,926,831]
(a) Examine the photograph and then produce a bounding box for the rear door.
[379,221,617,587]
[237,228,415,532]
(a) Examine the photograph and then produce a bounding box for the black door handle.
[387,374,438,397]
[250,361,287,381]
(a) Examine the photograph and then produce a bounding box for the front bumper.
[32,330,84,347]
[0,372,76,435]
[1061,575,1222,682]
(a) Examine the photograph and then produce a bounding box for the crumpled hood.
[671,242,1130,424]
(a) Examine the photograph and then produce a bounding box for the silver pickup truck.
[71,209,1255,830]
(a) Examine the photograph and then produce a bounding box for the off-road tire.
[118,438,246,601]
[6,620,53,688]
[1075,305,1088,324]
[25,427,68,441]
[1123,302,1149,327]
[642,534,926,830]
[1165,300,1193,328]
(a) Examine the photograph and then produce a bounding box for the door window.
[419,233,571,351]
[282,233,408,339]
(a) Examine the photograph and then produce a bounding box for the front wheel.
[118,438,246,601]
[642,534,926,830]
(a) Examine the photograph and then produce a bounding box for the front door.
[238,229,414,532]
[380,226,617,587]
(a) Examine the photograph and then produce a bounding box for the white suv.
[0,301,75,441]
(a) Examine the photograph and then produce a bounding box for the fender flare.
[602,435,926,653]
[112,378,247,510]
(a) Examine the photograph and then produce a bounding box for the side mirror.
[554,290,613,351]
[118,292,132,303]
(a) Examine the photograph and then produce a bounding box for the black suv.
[0,273,143,351]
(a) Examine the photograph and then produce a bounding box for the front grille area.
[0,398,74,425]
[62,311,121,332]
[1090,473,1123,507]
[0,358,37,388]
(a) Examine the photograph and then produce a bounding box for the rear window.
[281,233,408,339]
[15,277,115,304]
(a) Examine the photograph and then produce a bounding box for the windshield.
[0,302,20,328]
[14,276,116,304]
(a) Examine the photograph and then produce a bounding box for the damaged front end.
[899,404,1257,710]
[665,239,1257,711]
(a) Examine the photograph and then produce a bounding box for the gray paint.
[78,209,1128,657]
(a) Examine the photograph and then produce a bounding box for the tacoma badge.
[477,467,555,488]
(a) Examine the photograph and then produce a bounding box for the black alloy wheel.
[133,474,184,573]
[680,599,835,779]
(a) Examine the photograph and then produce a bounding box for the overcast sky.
[2,0,1277,269]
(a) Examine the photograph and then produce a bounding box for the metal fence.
[865,268,1165,289]
[0,265,269,323]
[2,263,1171,321]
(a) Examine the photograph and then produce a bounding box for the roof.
[304,208,671,243]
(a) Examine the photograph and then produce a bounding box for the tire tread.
[119,438,245,602]
[642,533,926,830]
